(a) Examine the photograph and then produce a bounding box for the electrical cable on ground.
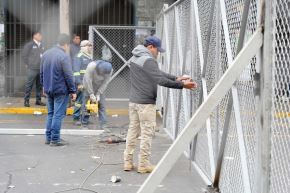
[52,112,128,193]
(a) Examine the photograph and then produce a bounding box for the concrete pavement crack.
[3,171,12,193]
[3,160,39,193]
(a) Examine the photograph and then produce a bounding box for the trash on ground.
[110,175,121,183]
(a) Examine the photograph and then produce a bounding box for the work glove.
[90,94,97,103]
[96,94,100,102]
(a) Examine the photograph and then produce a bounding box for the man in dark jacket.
[123,36,197,173]
[40,34,76,146]
[22,31,45,107]
[72,40,93,125]
[70,34,81,61]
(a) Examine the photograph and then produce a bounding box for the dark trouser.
[81,92,107,128]
[72,90,84,121]
[45,94,69,142]
[24,68,42,101]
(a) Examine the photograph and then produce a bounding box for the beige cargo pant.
[124,102,156,166]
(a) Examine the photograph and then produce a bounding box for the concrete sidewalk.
[0,97,129,115]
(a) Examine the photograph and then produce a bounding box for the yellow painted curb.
[0,107,128,116]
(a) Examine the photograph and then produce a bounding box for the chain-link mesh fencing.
[270,1,290,193]
[89,26,154,99]
[155,0,290,193]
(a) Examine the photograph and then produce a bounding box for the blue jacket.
[40,46,76,96]
[73,52,93,85]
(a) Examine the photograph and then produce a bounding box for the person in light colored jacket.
[81,45,113,130]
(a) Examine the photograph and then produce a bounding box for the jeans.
[45,94,69,142]
[24,68,42,101]
[72,90,84,121]
[81,92,107,128]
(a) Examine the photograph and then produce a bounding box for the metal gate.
[89,26,155,100]
[136,0,290,193]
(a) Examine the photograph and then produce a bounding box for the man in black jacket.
[22,31,45,107]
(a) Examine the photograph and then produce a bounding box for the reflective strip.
[73,72,80,76]
[80,70,86,74]
[75,103,82,108]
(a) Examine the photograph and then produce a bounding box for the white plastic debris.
[112,114,118,118]
[33,111,42,115]
[91,156,100,159]
[110,175,121,183]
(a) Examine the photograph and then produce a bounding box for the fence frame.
[88,25,155,100]
[137,0,274,193]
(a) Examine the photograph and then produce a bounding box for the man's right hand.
[183,81,198,89]
[71,93,77,101]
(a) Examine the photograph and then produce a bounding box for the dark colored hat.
[144,36,165,53]
[96,60,112,74]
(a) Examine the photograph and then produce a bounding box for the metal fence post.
[260,0,272,193]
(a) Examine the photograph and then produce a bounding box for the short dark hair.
[57,34,71,46]
[72,34,80,39]
[32,31,41,37]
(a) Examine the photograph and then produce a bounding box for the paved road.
[0,115,205,193]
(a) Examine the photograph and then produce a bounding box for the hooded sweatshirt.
[129,45,183,104]
[83,60,113,96]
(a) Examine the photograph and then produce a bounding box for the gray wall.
[136,0,176,26]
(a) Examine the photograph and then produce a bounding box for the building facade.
[2,0,175,96]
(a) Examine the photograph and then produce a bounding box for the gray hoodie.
[129,45,183,104]
[83,61,113,96]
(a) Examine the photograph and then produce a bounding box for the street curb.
[0,107,129,115]
[0,128,104,135]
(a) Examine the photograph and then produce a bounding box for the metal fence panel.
[89,26,155,99]
[270,0,290,193]
[154,0,288,193]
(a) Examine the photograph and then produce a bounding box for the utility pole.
[59,0,70,34]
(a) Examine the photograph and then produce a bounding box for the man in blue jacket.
[40,34,76,146]
[72,40,93,125]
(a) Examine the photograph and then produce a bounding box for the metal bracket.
[254,72,261,96]
[204,185,221,193]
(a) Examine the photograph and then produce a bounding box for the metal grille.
[155,0,266,192]
[4,0,59,96]
[270,0,290,193]
[3,0,135,96]
[89,26,155,99]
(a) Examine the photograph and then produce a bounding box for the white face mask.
[81,46,93,58]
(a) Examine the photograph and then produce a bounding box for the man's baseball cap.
[144,36,165,53]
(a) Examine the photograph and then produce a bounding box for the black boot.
[35,100,46,106]
[24,100,30,107]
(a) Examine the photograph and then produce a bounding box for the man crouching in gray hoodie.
[124,36,197,173]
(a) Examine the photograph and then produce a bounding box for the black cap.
[144,36,165,53]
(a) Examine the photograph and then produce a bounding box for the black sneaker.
[35,100,46,106]
[24,100,30,107]
[50,139,69,147]
[45,140,51,145]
